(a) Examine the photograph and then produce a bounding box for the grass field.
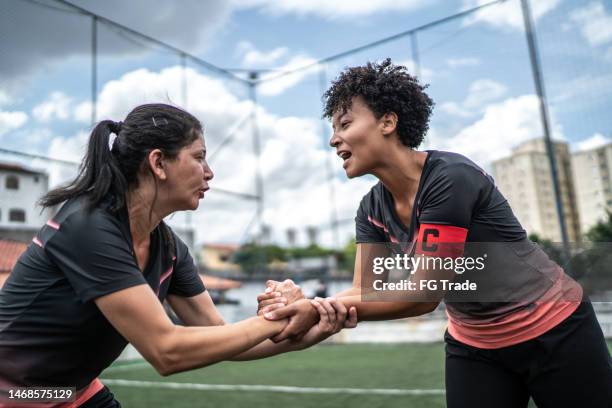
[101,341,612,408]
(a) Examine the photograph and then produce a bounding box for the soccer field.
[101,342,612,408]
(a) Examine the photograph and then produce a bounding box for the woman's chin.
[345,166,365,179]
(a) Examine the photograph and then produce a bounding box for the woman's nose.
[329,132,340,148]
[204,163,214,181]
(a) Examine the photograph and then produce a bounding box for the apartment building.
[492,138,581,242]
[571,142,612,234]
[0,162,50,242]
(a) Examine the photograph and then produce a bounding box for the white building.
[571,142,612,234]
[492,138,581,242]
[0,162,49,242]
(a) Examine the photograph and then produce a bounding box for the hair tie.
[109,120,123,135]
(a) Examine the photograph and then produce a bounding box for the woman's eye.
[341,122,349,129]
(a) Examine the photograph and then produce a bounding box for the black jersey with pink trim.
[0,196,205,391]
[356,150,526,245]
[355,150,577,319]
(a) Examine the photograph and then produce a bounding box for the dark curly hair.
[323,58,434,149]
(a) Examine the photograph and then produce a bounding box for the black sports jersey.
[356,150,526,244]
[0,196,205,392]
[355,150,581,321]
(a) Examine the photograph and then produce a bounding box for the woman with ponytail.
[0,103,356,408]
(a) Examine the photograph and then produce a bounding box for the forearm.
[334,286,360,298]
[158,316,284,375]
[336,294,437,321]
[230,338,304,361]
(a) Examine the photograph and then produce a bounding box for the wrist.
[256,315,286,336]
[304,299,319,321]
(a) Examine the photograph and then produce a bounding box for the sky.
[1,0,611,248]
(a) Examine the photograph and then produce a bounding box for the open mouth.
[337,151,352,161]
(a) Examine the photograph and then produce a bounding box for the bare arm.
[261,244,441,332]
[166,288,355,361]
[166,291,225,327]
[95,285,286,376]
[233,297,358,360]
[334,244,439,319]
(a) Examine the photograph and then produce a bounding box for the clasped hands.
[257,279,357,346]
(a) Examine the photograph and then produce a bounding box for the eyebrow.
[332,113,348,131]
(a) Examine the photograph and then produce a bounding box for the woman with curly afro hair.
[258,59,612,408]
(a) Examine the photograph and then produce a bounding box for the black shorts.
[445,301,612,408]
[80,386,121,408]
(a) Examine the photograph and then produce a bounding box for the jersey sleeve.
[167,233,206,297]
[416,163,487,257]
[355,197,386,244]
[44,210,146,303]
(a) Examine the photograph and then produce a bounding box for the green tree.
[232,243,287,275]
[586,211,612,242]
[338,238,357,274]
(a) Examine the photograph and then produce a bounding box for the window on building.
[6,175,19,190]
[9,209,25,223]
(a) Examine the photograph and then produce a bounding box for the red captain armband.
[415,223,468,258]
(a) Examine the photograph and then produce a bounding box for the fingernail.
[280,298,287,303]
[264,313,273,319]
[265,287,273,293]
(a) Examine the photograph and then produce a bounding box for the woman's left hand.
[295,297,358,348]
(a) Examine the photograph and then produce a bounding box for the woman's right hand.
[296,297,358,348]
[257,279,304,316]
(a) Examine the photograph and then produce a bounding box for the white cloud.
[46,130,88,187]
[548,71,612,109]
[569,2,612,47]
[0,110,28,137]
[397,59,435,84]
[430,95,564,166]
[74,101,92,123]
[258,55,322,96]
[439,102,473,118]
[234,0,431,18]
[0,90,11,107]
[1,0,232,78]
[237,41,289,67]
[464,79,507,109]
[462,0,561,31]
[574,133,611,151]
[446,57,480,68]
[439,78,507,117]
[32,92,72,122]
[47,66,367,247]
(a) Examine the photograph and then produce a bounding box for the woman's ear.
[147,149,167,181]
[381,112,398,136]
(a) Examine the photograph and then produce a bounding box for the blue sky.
[1,0,611,246]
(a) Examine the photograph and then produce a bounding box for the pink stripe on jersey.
[156,257,176,295]
[46,220,60,230]
[447,267,583,349]
[367,216,399,243]
[159,266,173,286]
[32,237,43,248]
